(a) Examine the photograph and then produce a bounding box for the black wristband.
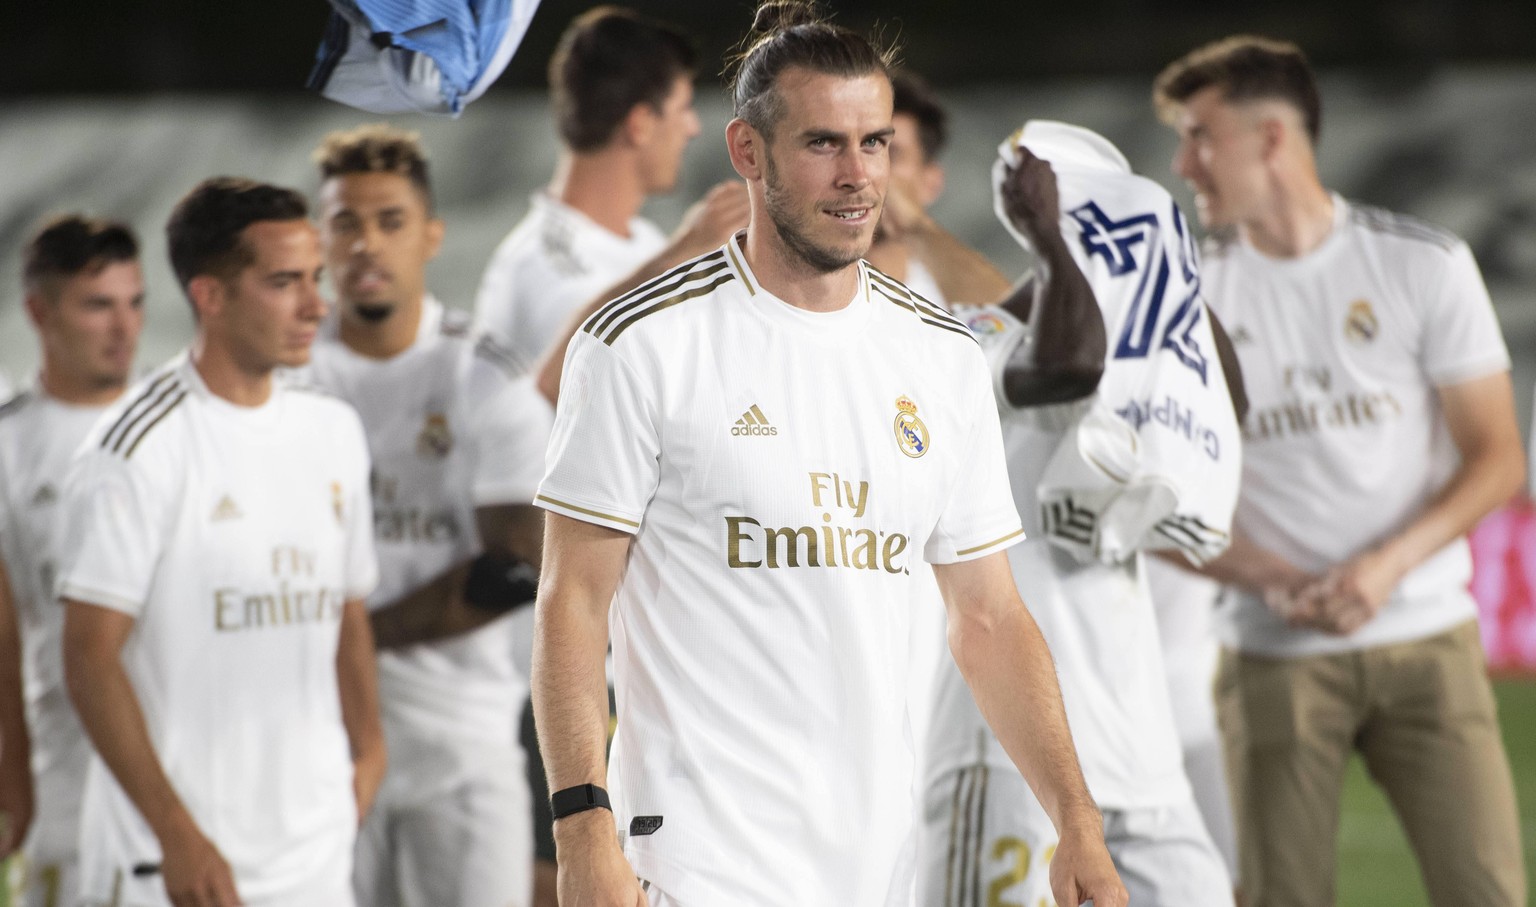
[550,783,611,820]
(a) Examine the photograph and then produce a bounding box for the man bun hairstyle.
[23,214,138,295]
[314,123,435,213]
[1153,35,1322,144]
[549,6,698,153]
[728,0,897,138]
[166,177,308,290]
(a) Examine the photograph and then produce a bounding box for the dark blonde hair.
[1153,35,1322,144]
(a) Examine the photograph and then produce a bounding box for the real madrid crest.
[894,396,930,458]
[417,412,454,458]
[1344,299,1378,345]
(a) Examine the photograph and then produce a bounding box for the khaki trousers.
[1216,620,1525,907]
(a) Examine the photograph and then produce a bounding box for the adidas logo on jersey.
[731,404,777,437]
[211,495,243,522]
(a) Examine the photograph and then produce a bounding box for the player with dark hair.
[865,69,1010,307]
[58,177,385,907]
[1156,35,1527,906]
[0,215,144,907]
[475,6,747,376]
[306,123,552,907]
[531,3,1124,906]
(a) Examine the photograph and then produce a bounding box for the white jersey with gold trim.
[537,240,1023,907]
[0,389,111,884]
[1204,195,1510,657]
[57,354,377,906]
[475,193,667,371]
[303,298,550,751]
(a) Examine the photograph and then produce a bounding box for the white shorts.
[921,762,1233,907]
[354,738,533,907]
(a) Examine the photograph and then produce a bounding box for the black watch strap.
[550,783,611,820]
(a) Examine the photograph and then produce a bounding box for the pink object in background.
[1468,499,1536,674]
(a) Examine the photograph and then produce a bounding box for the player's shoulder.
[863,264,977,347]
[1345,199,1461,255]
[577,248,736,349]
[93,363,193,462]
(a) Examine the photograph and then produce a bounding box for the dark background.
[3,0,1533,96]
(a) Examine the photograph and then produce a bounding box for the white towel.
[994,120,1242,566]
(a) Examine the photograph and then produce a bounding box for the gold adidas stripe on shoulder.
[866,268,968,331]
[586,259,736,346]
[119,388,188,459]
[101,370,178,452]
[581,251,728,338]
[870,285,975,343]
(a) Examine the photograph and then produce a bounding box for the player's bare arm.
[996,150,1107,407]
[535,181,750,404]
[1206,307,1249,421]
[932,552,1127,907]
[532,513,644,907]
[62,600,241,907]
[0,554,33,856]
[1305,370,1525,634]
[368,502,544,648]
[336,598,386,821]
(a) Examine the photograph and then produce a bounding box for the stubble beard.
[763,153,867,275]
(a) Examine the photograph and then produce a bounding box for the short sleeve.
[535,332,661,534]
[1421,241,1510,387]
[55,448,172,616]
[467,365,554,507]
[923,353,1026,564]
[339,415,379,602]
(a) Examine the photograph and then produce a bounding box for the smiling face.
[30,259,145,392]
[751,67,893,274]
[1169,85,1274,230]
[318,171,442,325]
[209,219,328,372]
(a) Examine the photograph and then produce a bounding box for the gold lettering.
[215,588,240,631]
[808,473,832,509]
[726,516,762,568]
[882,534,909,574]
[851,529,879,570]
[845,479,869,517]
[766,526,818,568]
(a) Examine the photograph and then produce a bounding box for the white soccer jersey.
[538,240,1023,907]
[475,193,668,370]
[0,389,111,874]
[924,307,1191,810]
[303,298,551,753]
[56,354,377,906]
[1204,195,1510,657]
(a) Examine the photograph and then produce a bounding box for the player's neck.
[1241,175,1334,260]
[551,151,646,237]
[338,295,424,360]
[36,362,125,407]
[742,228,862,314]
[862,235,910,282]
[190,337,273,408]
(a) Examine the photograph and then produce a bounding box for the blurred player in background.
[0,215,144,907]
[923,122,1242,907]
[59,178,384,907]
[305,124,552,907]
[864,69,1011,307]
[1156,35,1527,906]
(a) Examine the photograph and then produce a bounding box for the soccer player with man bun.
[58,178,384,907]
[304,123,552,907]
[0,215,144,907]
[531,3,1125,906]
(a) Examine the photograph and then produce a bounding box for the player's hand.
[671,181,750,261]
[876,180,931,242]
[554,809,646,907]
[1304,546,1403,636]
[1048,819,1127,907]
[0,758,34,857]
[159,818,242,907]
[1000,149,1063,248]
